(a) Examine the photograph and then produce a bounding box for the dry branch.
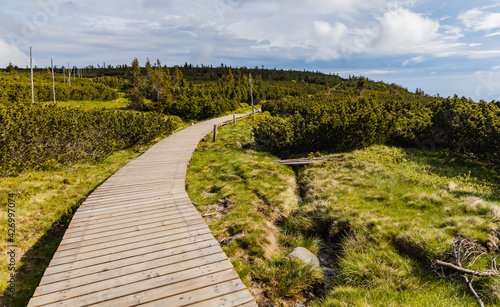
[434,260,500,277]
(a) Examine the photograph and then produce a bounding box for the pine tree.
[127,58,143,109]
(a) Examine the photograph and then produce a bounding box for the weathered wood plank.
[28,114,256,307]
[40,238,219,285]
[33,253,230,301]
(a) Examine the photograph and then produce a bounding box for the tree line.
[2,61,498,174]
[125,58,342,120]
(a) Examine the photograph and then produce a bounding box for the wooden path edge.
[28,114,257,307]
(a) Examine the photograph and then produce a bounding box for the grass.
[4,108,497,306]
[186,116,324,305]
[0,128,179,306]
[0,149,141,305]
[292,145,500,306]
[188,125,500,306]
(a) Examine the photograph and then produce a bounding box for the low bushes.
[0,102,177,176]
[254,93,500,167]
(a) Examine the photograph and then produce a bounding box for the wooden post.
[249,73,254,115]
[233,114,236,124]
[213,124,217,142]
[30,47,34,103]
[51,59,56,105]
[250,130,254,139]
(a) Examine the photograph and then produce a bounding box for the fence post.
[51,59,56,105]
[213,124,217,142]
[233,114,236,124]
[30,47,34,103]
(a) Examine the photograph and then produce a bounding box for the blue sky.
[1,0,500,101]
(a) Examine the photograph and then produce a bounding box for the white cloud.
[459,8,500,31]
[402,55,424,66]
[441,25,463,40]
[364,69,399,74]
[313,20,347,44]
[374,8,440,52]
[0,39,29,67]
[1,0,499,72]
[486,31,500,37]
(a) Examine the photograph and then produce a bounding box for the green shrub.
[0,102,177,176]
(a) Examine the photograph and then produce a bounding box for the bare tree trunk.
[51,59,56,105]
[30,47,34,103]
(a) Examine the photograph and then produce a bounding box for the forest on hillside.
[1,60,499,175]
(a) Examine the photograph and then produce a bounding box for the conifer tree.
[127,58,143,109]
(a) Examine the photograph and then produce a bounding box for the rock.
[286,247,320,267]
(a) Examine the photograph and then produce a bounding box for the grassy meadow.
[187,116,500,306]
[186,117,324,306]
[0,149,142,305]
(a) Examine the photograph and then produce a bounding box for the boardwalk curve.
[28,114,257,307]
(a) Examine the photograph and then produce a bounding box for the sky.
[1,0,500,101]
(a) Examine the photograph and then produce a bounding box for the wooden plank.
[68,203,195,228]
[28,114,255,307]
[272,157,326,165]
[138,279,249,307]
[51,225,211,260]
[68,199,194,227]
[186,290,257,307]
[65,205,197,235]
[31,263,236,306]
[56,216,206,251]
[90,270,241,306]
[40,239,219,285]
[74,195,190,215]
[72,197,193,219]
[63,207,200,239]
[33,253,230,301]
[49,232,216,268]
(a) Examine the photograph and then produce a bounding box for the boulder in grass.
[286,247,320,267]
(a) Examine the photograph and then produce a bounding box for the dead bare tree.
[433,237,500,307]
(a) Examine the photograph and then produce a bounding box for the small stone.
[286,247,320,267]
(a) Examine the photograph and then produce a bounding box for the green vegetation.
[0,148,144,306]
[47,96,130,110]
[0,102,178,176]
[255,78,500,168]
[301,146,500,306]
[126,59,342,120]
[187,122,500,305]
[0,71,119,103]
[1,63,499,306]
[186,118,323,306]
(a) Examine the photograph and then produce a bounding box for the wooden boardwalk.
[28,114,257,307]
